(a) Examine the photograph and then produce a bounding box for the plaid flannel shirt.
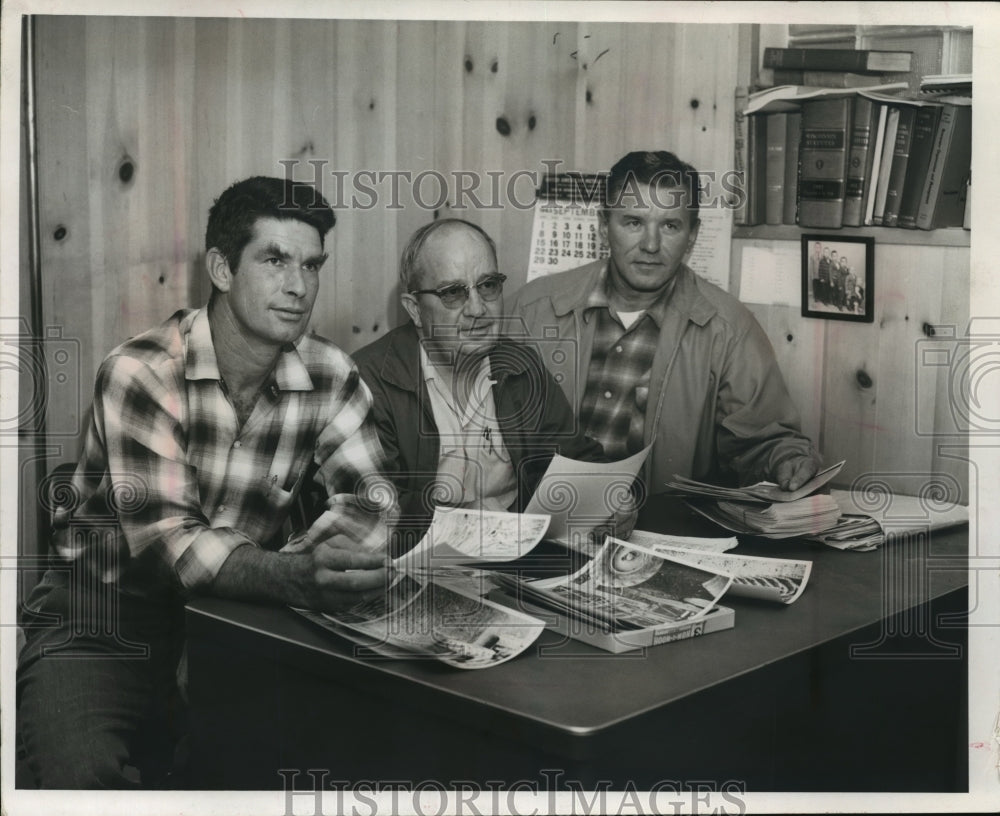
[55,308,394,598]
[578,273,672,461]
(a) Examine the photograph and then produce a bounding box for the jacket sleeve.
[714,319,822,485]
[353,356,438,544]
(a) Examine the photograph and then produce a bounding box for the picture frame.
[801,235,874,322]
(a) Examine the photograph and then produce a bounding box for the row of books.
[735,75,971,231]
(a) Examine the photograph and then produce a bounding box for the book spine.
[881,105,917,227]
[783,111,802,225]
[863,104,888,225]
[896,105,942,228]
[763,47,910,73]
[765,113,787,225]
[744,113,768,226]
[798,97,851,229]
[871,105,900,226]
[916,104,972,229]
[733,87,749,225]
[771,68,804,85]
[842,96,875,227]
[801,70,899,88]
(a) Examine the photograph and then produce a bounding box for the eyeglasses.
[409,274,507,308]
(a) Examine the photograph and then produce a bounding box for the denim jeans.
[16,566,187,788]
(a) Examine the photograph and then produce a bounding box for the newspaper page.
[311,573,545,670]
[397,507,551,569]
[642,547,813,605]
[507,538,732,631]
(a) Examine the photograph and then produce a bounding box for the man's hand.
[774,456,820,493]
[305,543,389,613]
[213,509,392,613]
[305,504,389,554]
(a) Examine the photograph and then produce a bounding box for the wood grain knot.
[118,158,135,185]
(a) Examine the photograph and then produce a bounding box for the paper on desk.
[627,529,738,553]
[739,245,800,307]
[829,490,969,532]
[509,537,733,630]
[666,460,845,503]
[643,545,813,605]
[396,507,551,569]
[524,444,651,544]
[298,573,546,670]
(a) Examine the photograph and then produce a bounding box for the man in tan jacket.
[509,150,821,494]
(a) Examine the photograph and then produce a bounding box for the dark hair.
[604,151,701,225]
[205,176,336,271]
[399,218,497,292]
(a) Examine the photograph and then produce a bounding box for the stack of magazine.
[665,461,846,538]
[489,531,815,653]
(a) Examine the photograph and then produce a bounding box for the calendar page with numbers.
[526,174,609,283]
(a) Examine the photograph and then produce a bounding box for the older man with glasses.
[353,218,615,547]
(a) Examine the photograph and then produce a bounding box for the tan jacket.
[508,260,819,490]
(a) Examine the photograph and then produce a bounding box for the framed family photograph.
[801,235,874,322]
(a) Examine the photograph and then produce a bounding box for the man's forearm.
[211,544,313,607]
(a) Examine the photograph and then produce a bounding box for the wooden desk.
[185,501,968,792]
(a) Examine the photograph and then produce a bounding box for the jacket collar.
[552,261,716,328]
[377,322,531,393]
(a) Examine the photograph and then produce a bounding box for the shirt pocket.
[267,461,309,510]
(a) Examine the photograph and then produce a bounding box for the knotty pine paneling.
[26,16,968,567]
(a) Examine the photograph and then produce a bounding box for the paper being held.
[524,444,651,544]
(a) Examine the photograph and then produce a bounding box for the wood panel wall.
[734,239,970,502]
[30,14,737,463]
[23,16,969,563]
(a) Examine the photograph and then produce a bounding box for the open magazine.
[295,507,552,670]
[489,536,737,652]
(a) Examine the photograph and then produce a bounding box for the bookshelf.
[733,224,969,247]
[735,25,973,245]
[727,25,972,504]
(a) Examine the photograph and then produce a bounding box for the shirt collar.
[184,307,314,391]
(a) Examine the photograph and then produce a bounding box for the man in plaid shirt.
[511,151,822,494]
[17,176,395,788]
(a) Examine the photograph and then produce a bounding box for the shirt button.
[615,345,623,353]
[604,390,613,399]
[233,440,241,448]
[218,504,226,513]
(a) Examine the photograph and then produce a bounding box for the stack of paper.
[805,489,969,552]
[690,493,843,539]
[806,514,883,552]
[665,461,844,503]
[666,461,846,539]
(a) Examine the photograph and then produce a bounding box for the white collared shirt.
[419,345,518,512]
